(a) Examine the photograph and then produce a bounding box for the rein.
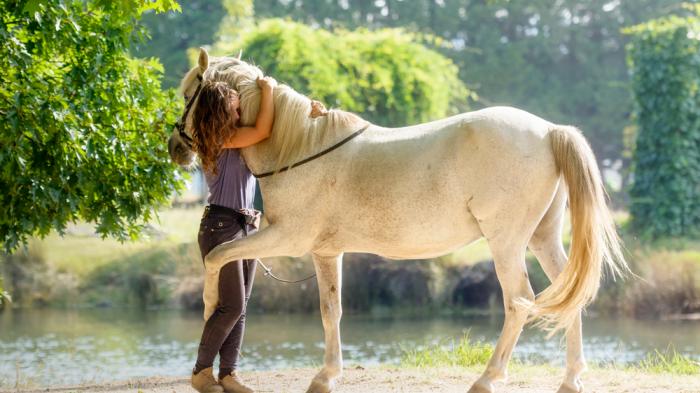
[253,123,370,178]
[257,259,317,284]
[175,74,203,148]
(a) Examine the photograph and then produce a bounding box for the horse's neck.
[240,113,362,175]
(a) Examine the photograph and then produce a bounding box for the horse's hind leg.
[529,187,585,393]
[306,253,344,393]
[468,242,534,393]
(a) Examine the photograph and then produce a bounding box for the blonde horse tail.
[530,126,628,333]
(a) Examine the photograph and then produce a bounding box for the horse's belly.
[317,202,483,259]
[364,222,484,259]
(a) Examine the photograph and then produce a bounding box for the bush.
[80,242,200,308]
[625,5,700,239]
[213,19,471,127]
[0,275,9,307]
[0,247,78,307]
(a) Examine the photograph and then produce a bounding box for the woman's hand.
[310,100,328,118]
[256,76,277,92]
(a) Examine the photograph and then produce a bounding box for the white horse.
[169,48,627,393]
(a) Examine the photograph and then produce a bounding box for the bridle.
[174,74,203,148]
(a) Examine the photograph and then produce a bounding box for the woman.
[189,76,328,393]
[189,76,276,393]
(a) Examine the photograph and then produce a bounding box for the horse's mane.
[182,56,364,170]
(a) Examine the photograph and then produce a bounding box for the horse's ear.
[198,47,209,72]
[236,49,242,60]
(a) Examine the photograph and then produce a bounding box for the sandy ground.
[4,366,700,393]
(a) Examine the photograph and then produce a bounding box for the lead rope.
[241,220,317,284]
[256,259,317,284]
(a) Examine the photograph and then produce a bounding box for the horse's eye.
[184,95,189,101]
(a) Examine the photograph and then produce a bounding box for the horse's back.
[320,106,561,257]
[351,106,558,194]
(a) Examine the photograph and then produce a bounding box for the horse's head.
[168,48,251,167]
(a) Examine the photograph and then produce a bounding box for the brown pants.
[195,205,257,374]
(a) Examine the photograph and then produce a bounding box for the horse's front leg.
[306,253,344,393]
[205,223,310,268]
[202,224,310,320]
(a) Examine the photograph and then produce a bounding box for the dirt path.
[5,366,700,393]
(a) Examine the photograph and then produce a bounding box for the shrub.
[213,19,471,127]
[625,5,700,239]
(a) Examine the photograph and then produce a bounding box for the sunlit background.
[2,0,700,389]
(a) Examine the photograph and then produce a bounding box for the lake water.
[0,308,699,388]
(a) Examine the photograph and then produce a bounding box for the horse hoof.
[556,384,582,393]
[467,382,493,393]
[305,379,332,393]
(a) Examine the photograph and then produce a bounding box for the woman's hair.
[191,80,240,174]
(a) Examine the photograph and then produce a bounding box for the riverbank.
[5,366,700,393]
[2,308,698,389]
[2,208,700,319]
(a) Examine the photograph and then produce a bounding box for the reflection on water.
[0,308,698,387]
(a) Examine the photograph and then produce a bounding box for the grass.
[437,211,580,267]
[635,347,700,375]
[600,235,700,318]
[27,208,201,277]
[400,333,494,368]
[78,242,201,307]
[401,335,700,376]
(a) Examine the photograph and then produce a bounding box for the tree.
[137,0,682,168]
[1,0,184,252]
[213,19,470,127]
[134,0,228,88]
[251,0,681,171]
[625,5,700,239]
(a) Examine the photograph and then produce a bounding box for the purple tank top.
[204,149,255,210]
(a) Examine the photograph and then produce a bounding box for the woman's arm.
[223,76,277,149]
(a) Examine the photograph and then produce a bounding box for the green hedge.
[625,8,700,238]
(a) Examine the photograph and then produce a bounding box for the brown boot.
[220,371,255,393]
[191,367,224,393]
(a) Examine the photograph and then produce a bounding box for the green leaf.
[0,1,185,252]
[22,0,42,15]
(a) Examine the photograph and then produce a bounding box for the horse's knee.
[503,278,534,319]
[569,358,586,375]
[505,295,532,318]
[320,299,341,319]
